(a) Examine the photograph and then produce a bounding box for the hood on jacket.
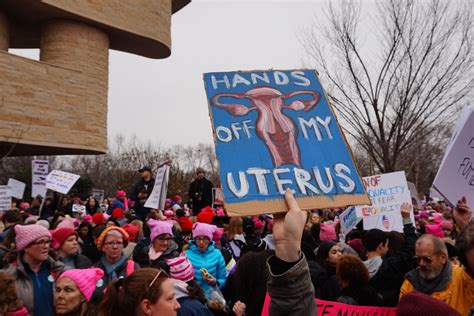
[173,279,190,300]
[364,256,383,279]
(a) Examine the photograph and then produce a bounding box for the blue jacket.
[185,241,227,292]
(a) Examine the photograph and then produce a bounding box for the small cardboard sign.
[92,189,105,203]
[72,204,86,214]
[0,185,12,212]
[356,171,414,232]
[32,160,49,198]
[339,206,362,235]
[7,178,26,199]
[203,69,370,216]
[433,108,474,205]
[145,165,170,210]
[46,170,80,195]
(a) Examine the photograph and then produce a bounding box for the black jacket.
[337,284,383,307]
[188,178,213,214]
[367,222,418,307]
[130,178,155,218]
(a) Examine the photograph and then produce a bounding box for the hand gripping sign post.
[203,69,370,216]
[145,165,170,210]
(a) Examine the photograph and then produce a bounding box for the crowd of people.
[0,167,473,316]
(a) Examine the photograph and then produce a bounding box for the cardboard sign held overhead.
[433,108,474,205]
[204,69,370,216]
[145,165,170,210]
[32,160,49,198]
[8,178,26,199]
[46,170,80,195]
[356,171,414,232]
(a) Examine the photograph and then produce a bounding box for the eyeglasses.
[413,255,433,264]
[157,236,172,241]
[195,237,210,243]
[29,239,51,247]
[104,241,124,248]
[148,269,169,289]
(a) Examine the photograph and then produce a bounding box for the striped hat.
[166,254,194,282]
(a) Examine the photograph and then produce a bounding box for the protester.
[54,268,104,316]
[186,222,227,294]
[314,240,342,300]
[112,190,128,211]
[147,219,179,270]
[85,197,99,215]
[122,223,140,259]
[222,217,246,261]
[397,291,461,316]
[0,210,23,243]
[52,227,93,269]
[130,166,155,221]
[188,167,213,216]
[0,272,29,316]
[3,224,66,315]
[96,267,180,316]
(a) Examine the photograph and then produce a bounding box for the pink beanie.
[116,190,126,197]
[82,214,93,223]
[58,268,104,302]
[14,224,52,250]
[212,227,224,243]
[166,254,195,282]
[320,223,337,241]
[193,222,216,241]
[419,211,429,218]
[148,219,173,241]
[57,218,76,230]
[425,224,444,238]
[441,220,453,230]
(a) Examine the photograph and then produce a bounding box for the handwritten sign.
[32,160,49,198]
[203,69,369,216]
[356,171,413,232]
[92,189,105,203]
[7,178,26,199]
[145,165,170,210]
[433,109,474,205]
[72,204,86,214]
[46,170,80,194]
[0,185,12,212]
[339,206,362,235]
[262,295,396,316]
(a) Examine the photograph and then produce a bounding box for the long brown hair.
[96,268,167,316]
[228,217,243,240]
[0,272,23,314]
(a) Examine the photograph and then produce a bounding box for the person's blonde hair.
[130,219,144,238]
[228,217,243,240]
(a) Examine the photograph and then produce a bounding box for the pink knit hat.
[148,219,173,241]
[320,223,337,241]
[192,222,216,241]
[14,224,52,250]
[166,254,195,282]
[419,211,429,218]
[212,227,224,243]
[425,224,444,238]
[116,190,126,197]
[58,268,104,302]
[82,214,93,223]
[57,218,76,230]
[441,220,453,230]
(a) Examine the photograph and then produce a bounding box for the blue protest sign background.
[204,69,370,215]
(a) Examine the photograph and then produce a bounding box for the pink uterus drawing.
[211,87,321,167]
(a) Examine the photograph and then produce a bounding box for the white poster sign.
[46,170,80,194]
[0,185,12,212]
[7,178,26,199]
[433,110,474,205]
[212,188,225,205]
[92,189,105,203]
[356,171,413,232]
[339,206,362,235]
[72,204,86,214]
[145,165,170,210]
[32,160,49,198]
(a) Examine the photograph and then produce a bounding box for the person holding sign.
[130,166,156,221]
[188,168,213,216]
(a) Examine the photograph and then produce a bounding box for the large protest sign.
[433,108,474,205]
[46,170,80,195]
[339,206,362,235]
[7,178,26,199]
[92,189,105,203]
[32,159,49,198]
[262,296,396,316]
[204,69,369,216]
[0,185,12,212]
[356,171,413,232]
[145,165,170,210]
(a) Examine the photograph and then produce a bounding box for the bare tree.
[301,0,472,174]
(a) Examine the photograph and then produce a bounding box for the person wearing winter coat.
[147,219,180,270]
[166,254,213,316]
[1,224,66,315]
[362,202,417,307]
[188,167,213,216]
[51,227,93,269]
[336,253,383,306]
[185,223,227,294]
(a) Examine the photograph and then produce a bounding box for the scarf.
[405,261,452,295]
[101,254,128,280]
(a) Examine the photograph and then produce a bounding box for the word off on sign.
[204,69,369,216]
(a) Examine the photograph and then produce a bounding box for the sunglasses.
[148,269,169,289]
[413,255,433,264]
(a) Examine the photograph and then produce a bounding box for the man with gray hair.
[400,233,474,315]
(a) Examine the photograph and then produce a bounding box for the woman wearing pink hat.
[146,219,179,270]
[54,268,104,316]
[2,224,66,315]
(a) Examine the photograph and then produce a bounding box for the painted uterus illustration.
[212,87,321,167]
